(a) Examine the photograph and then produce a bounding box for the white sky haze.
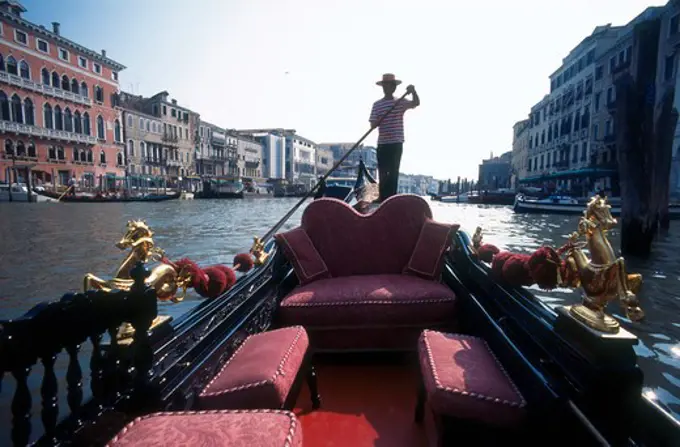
[25,0,667,179]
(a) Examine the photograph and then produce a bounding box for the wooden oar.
[56,185,74,202]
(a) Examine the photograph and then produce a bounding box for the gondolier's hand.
[406,84,416,95]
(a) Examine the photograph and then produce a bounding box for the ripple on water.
[0,199,679,421]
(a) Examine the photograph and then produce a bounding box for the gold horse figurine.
[562,196,644,333]
[84,220,192,302]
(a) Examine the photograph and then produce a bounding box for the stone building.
[511,119,530,188]
[122,109,164,178]
[478,152,512,190]
[236,132,263,180]
[0,1,126,187]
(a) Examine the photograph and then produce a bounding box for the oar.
[56,185,74,202]
[249,89,411,264]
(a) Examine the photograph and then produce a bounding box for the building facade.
[0,1,126,188]
[122,108,164,178]
[659,3,680,199]
[237,128,286,180]
[511,119,530,188]
[315,146,333,176]
[317,143,378,178]
[285,132,316,188]
[196,122,229,177]
[236,133,263,180]
[478,152,512,190]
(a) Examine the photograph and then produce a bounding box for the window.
[10,94,21,123]
[100,150,106,164]
[78,56,87,69]
[625,46,632,62]
[94,86,104,103]
[595,65,603,80]
[74,111,81,133]
[58,48,69,62]
[609,57,616,73]
[23,98,33,125]
[127,115,133,128]
[80,82,88,97]
[127,139,135,157]
[19,61,29,79]
[54,105,63,130]
[51,71,59,87]
[36,39,49,53]
[87,149,93,163]
[594,92,601,112]
[112,72,118,81]
[171,108,176,117]
[43,103,52,128]
[162,105,166,115]
[97,115,105,139]
[6,56,17,75]
[605,119,611,135]
[61,75,69,91]
[64,107,73,132]
[83,112,90,135]
[140,141,146,158]
[114,119,121,142]
[117,152,123,166]
[93,63,101,74]
[14,29,27,45]
[145,120,150,132]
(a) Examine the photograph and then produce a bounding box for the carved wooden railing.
[0,262,158,446]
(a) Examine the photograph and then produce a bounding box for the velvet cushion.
[275,228,331,285]
[418,330,526,428]
[300,195,433,277]
[404,219,459,280]
[106,409,302,447]
[279,274,456,327]
[199,326,309,410]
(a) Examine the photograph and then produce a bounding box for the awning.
[518,167,617,183]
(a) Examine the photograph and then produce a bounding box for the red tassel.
[233,253,254,272]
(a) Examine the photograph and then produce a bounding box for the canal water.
[0,198,679,441]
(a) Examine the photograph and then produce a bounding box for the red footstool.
[415,330,526,445]
[106,409,302,447]
[198,325,321,410]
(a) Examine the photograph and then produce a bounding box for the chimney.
[171,99,177,105]
[52,22,60,35]
[101,49,106,57]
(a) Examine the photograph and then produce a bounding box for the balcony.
[166,159,182,167]
[145,157,167,166]
[0,120,98,145]
[0,72,93,106]
[210,154,228,163]
[162,133,179,143]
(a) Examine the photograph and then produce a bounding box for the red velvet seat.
[106,409,302,447]
[279,275,456,351]
[274,195,460,351]
[198,326,320,410]
[415,330,526,444]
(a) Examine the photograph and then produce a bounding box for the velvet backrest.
[300,194,433,277]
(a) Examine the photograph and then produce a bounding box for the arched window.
[139,117,143,128]
[48,146,56,159]
[70,78,78,94]
[99,150,106,164]
[0,91,9,121]
[64,107,73,132]
[51,71,59,88]
[114,119,121,142]
[0,54,4,71]
[43,103,53,128]
[61,75,69,91]
[54,105,63,130]
[6,56,17,75]
[80,82,88,98]
[72,147,78,161]
[96,115,104,139]
[11,94,22,123]
[117,152,124,166]
[140,141,146,158]
[19,61,29,79]
[83,112,90,135]
[16,141,25,156]
[127,115,133,128]
[57,146,64,160]
[4,139,14,154]
[27,142,35,157]
[87,149,93,163]
[127,139,135,157]
[41,68,49,85]
[145,120,150,132]
[80,149,86,162]
[74,111,81,134]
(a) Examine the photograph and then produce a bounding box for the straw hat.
[376,73,402,86]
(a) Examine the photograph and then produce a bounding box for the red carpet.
[295,363,428,447]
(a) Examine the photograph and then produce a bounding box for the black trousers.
[376,142,403,201]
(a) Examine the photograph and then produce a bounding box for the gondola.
[36,190,181,203]
[514,193,680,218]
[1,160,678,447]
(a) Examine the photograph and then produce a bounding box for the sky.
[22,0,667,180]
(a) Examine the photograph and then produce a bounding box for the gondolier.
[369,73,420,201]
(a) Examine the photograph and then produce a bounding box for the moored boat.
[35,190,181,203]
[514,193,680,218]
[1,164,678,447]
[467,189,516,205]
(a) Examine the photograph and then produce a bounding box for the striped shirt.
[369,98,414,145]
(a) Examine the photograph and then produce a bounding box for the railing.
[0,120,98,145]
[0,263,157,446]
[0,72,93,106]
[166,159,182,167]
[162,134,179,143]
